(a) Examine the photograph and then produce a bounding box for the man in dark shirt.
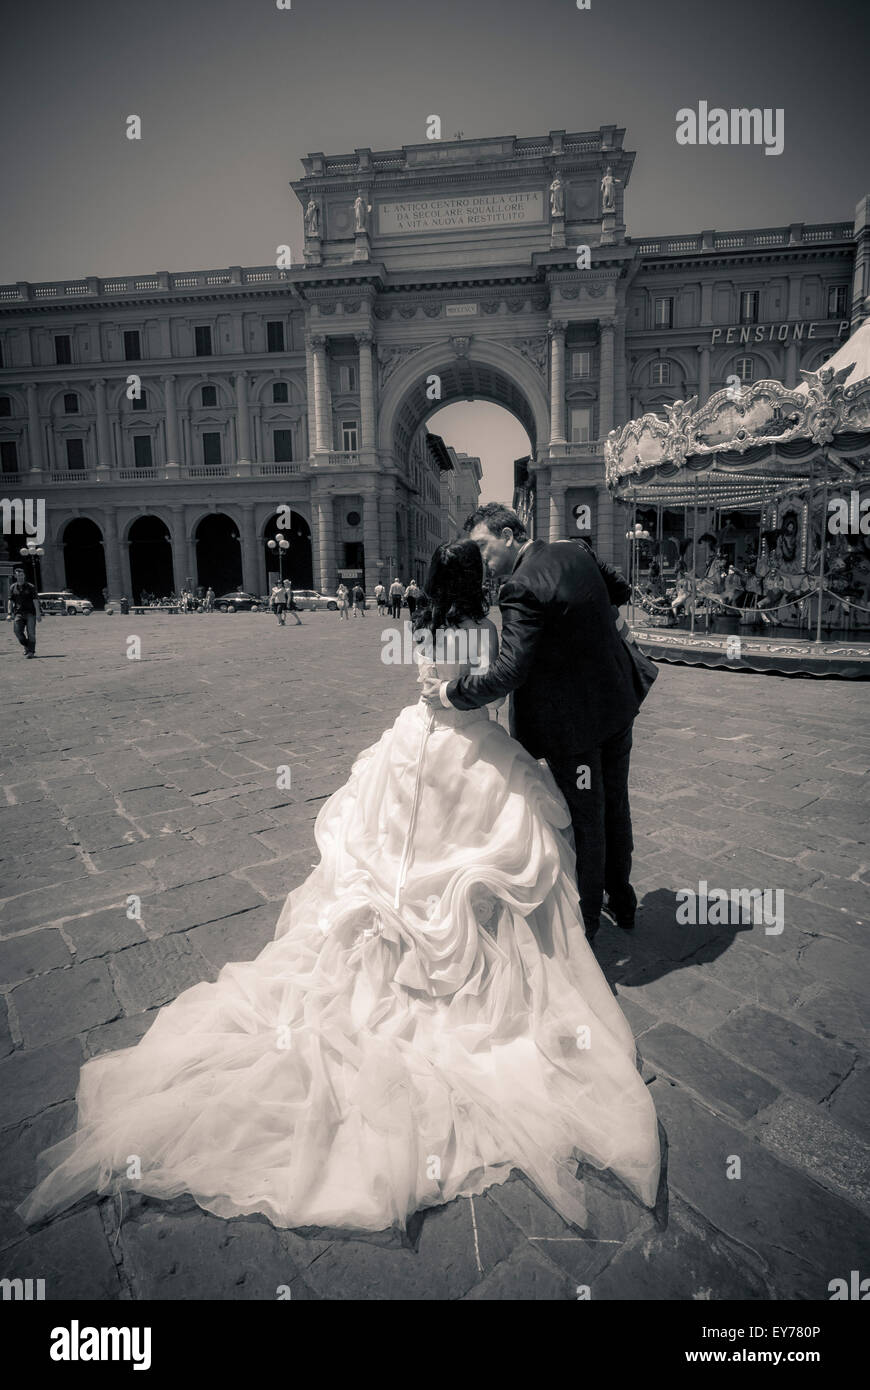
[7,565,42,657]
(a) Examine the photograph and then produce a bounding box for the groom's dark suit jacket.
[445,539,639,761]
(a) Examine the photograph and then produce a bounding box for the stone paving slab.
[1,615,869,1299]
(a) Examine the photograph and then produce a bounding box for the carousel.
[605,322,870,677]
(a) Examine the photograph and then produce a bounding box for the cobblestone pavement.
[1,610,868,1300]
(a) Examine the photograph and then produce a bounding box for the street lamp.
[267,534,290,583]
[20,543,44,594]
[624,522,650,625]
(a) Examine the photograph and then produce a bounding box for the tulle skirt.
[18,701,660,1233]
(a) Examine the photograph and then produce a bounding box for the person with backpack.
[351,583,366,617]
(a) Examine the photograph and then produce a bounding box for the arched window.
[64,392,79,414]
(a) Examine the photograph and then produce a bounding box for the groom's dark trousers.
[444,538,642,933]
[546,724,637,929]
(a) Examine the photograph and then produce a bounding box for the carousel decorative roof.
[605,321,870,504]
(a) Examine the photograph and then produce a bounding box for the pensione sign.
[711,320,850,345]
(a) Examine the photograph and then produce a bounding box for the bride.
[18,540,660,1235]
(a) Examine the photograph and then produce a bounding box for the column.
[315,491,336,593]
[549,482,566,541]
[163,374,181,472]
[101,507,124,601]
[94,378,113,472]
[239,503,260,594]
[362,487,380,588]
[598,319,615,438]
[26,383,44,478]
[169,505,188,593]
[305,335,316,458]
[311,336,331,453]
[379,478,398,578]
[548,321,566,445]
[614,317,628,428]
[234,371,252,468]
[357,332,375,451]
[697,345,711,404]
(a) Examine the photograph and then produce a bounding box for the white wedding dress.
[19,623,660,1233]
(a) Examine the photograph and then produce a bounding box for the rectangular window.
[0,340,4,368]
[827,285,847,318]
[740,291,759,323]
[0,396,11,417]
[273,429,293,463]
[194,326,213,357]
[133,435,153,468]
[736,357,754,382]
[66,438,85,470]
[654,297,673,329]
[201,385,217,408]
[341,420,359,452]
[570,350,591,379]
[1,440,18,473]
[570,406,593,444]
[55,334,72,365]
[650,361,671,386]
[202,432,221,467]
[124,330,141,360]
[272,382,289,403]
[339,364,357,392]
[132,390,148,410]
[266,321,285,353]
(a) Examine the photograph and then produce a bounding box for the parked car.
[291,589,339,611]
[214,591,264,613]
[38,590,94,616]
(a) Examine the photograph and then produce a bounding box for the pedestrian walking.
[389,577,404,620]
[283,579,303,625]
[352,583,366,617]
[270,582,288,625]
[404,579,422,617]
[373,582,387,615]
[7,565,42,657]
[204,587,215,612]
[336,583,350,620]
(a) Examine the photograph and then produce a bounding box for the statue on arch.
[304,197,320,238]
[601,167,620,215]
[549,174,565,219]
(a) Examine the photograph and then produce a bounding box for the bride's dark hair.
[412,539,489,634]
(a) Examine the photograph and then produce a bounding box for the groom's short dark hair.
[464,503,527,542]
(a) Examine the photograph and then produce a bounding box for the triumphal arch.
[292,127,633,578]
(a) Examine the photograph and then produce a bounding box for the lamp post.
[624,523,650,625]
[20,542,44,594]
[267,534,290,584]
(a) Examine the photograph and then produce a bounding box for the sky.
[2,0,866,496]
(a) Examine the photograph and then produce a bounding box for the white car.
[291,589,339,611]
[38,590,94,615]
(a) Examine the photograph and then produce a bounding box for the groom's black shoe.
[584,919,600,944]
[602,899,635,932]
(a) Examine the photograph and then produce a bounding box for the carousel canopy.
[606,321,870,506]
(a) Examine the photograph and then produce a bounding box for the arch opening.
[263,510,313,589]
[62,518,107,608]
[194,514,243,595]
[128,515,173,602]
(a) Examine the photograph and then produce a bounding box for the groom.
[422,503,640,943]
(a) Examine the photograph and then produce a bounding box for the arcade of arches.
[45,509,314,606]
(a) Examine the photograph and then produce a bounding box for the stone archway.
[377,338,549,467]
[128,515,173,601]
[62,517,107,608]
[194,513,243,595]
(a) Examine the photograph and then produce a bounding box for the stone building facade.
[0,126,866,602]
